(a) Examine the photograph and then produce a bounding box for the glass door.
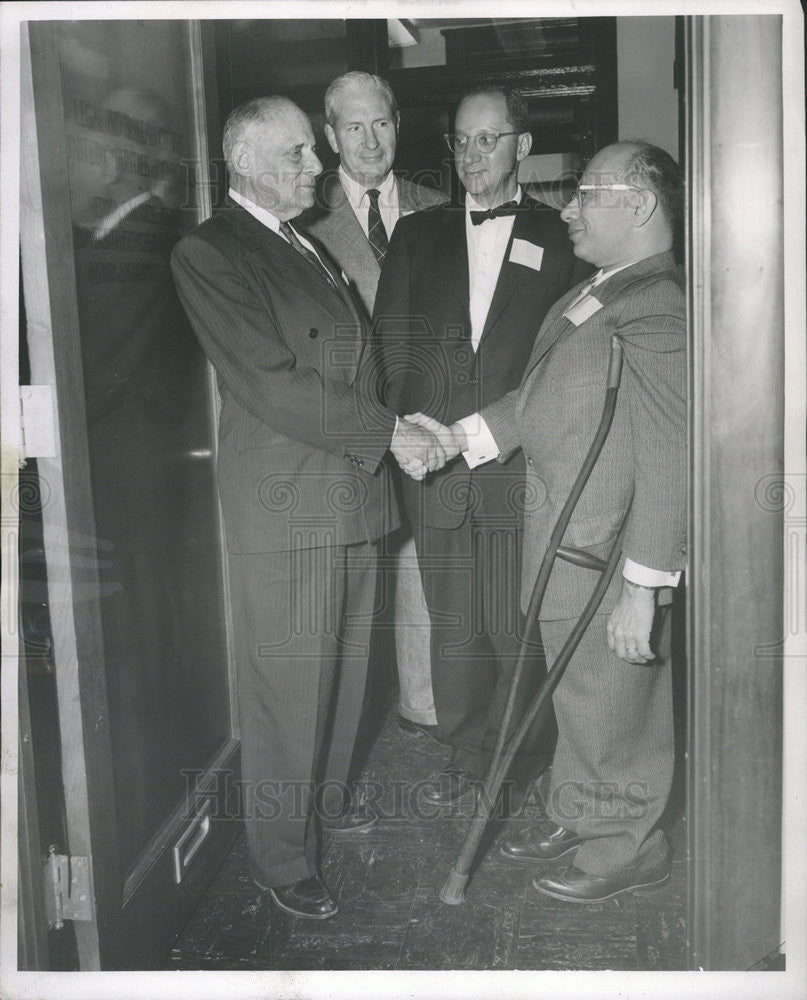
[20,19,239,969]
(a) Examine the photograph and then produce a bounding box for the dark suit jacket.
[483,251,687,619]
[170,200,399,554]
[373,193,590,528]
[303,171,447,316]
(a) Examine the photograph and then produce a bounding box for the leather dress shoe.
[268,875,339,919]
[532,855,671,903]
[500,820,581,864]
[397,714,450,748]
[319,799,377,834]
[422,767,478,806]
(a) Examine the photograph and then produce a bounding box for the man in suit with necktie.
[170,96,446,920]
[304,71,447,748]
[408,141,686,902]
[373,85,588,806]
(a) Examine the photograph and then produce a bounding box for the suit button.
[526,457,534,466]
[468,376,479,385]
[309,328,319,338]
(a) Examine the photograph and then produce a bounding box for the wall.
[617,16,679,157]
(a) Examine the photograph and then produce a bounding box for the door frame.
[684,12,801,972]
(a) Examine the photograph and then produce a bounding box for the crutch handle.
[607,335,624,389]
[556,545,608,572]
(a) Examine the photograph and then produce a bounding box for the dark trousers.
[228,541,377,887]
[414,516,556,786]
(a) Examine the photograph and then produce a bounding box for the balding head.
[222,96,322,220]
[613,141,683,229]
[222,96,298,169]
[560,141,682,268]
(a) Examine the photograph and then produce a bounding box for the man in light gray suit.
[305,71,448,745]
[408,141,686,903]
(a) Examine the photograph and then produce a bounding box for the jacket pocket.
[565,507,626,548]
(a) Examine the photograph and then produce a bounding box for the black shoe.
[320,799,377,834]
[268,875,339,919]
[500,820,581,864]
[532,855,671,903]
[397,714,450,748]
[422,767,479,806]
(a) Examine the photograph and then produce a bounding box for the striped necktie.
[279,221,337,289]
[366,188,389,264]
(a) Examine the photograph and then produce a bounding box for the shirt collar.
[229,187,283,234]
[338,165,396,209]
[592,259,644,287]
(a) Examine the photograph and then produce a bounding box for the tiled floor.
[166,693,688,972]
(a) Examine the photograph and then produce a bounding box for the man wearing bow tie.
[374,86,589,805]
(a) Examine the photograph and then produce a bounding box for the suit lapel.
[584,251,677,307]
[323,175,377,265]
[520,251,678,381]
[476,199,542,346]
[435,205,471,334]
[221,200,358,325]
[397,177,414,215]
[397,176,425,217]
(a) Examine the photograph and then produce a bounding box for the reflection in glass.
[57,21,229,877]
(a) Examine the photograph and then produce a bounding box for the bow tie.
[470,200,520,225]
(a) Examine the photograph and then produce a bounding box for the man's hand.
[606,579,657,664]
[404,413,467,465]
[390,418,447,481]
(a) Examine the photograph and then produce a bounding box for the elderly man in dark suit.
[373,85,588,805]
[409,141,686,902]
[304,71,447,748]
[171,95,445,921]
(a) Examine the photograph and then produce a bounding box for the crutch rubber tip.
[439,869,469,905]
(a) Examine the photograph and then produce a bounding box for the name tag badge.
[564,294,604,326]
[509,238,544,271]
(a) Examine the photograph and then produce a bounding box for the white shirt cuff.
[623,558,681,588]
[457,413,499,469]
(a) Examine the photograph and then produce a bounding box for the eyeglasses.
[443,131,521,154]
[567,183,646,206]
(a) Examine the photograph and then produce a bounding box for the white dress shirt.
[338,166,399,241]
[465,188,521,352]
[228,187,328,265]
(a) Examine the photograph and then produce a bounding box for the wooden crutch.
[441,335,630,905]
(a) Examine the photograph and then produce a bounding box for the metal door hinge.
[19,385,57,463]
[43,846,93,928]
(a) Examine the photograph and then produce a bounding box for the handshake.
[389,413,469,481]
